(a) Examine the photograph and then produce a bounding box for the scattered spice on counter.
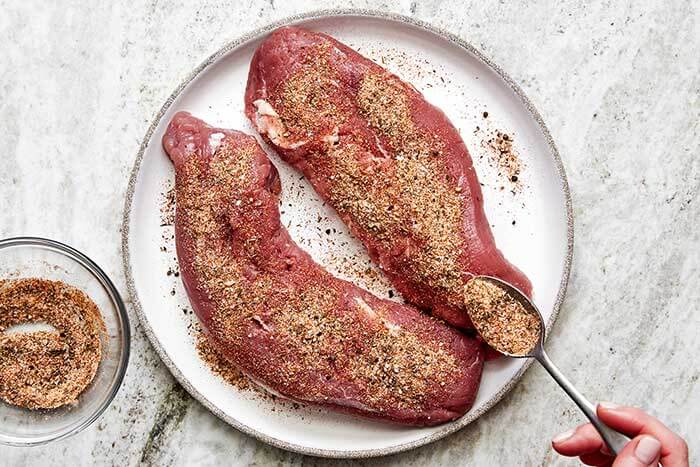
[0,278,105,410]
[463,277,541,356]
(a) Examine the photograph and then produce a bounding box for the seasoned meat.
[245,27,532,329]
[163,111,484,426]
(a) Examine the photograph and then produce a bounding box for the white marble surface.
[1,1,698,465]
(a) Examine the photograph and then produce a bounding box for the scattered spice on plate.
[160,186,176,227]
[463,277,541,356]
[0,278,106,410]
[485,130,523,191]
[196,330,310,407]
[195,330,252,392]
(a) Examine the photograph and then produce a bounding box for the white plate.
[122,10,572,458]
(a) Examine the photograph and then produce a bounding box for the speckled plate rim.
[121,8,574,459]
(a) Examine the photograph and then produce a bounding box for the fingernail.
[634,435,661,464]
[598,401,621,410]
[552,429,576,444]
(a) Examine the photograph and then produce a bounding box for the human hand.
[551,402,689,466]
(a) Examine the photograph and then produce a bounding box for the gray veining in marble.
[1,0,698,465]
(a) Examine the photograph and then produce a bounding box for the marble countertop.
[2,1,698,465]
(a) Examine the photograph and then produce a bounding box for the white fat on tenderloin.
[354,297,401,335]
[209,132,225,153]
[322,127,339,145]
[253,99,307,149]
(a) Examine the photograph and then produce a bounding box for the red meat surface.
[245,27,532,329]
[163,111,484,426]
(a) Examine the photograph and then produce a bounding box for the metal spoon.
[470,276,629,456]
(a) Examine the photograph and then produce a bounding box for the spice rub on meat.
[245,27,532,329]
[163,112,484,426]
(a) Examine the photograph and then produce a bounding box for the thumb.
[613,435,661,467]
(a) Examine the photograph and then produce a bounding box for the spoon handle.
[535,350,629,456]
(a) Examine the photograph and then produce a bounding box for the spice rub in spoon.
[464,276,542,356]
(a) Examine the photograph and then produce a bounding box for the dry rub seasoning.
[486,130,522,190]
[463,277,541,356]
[0,278,105,410]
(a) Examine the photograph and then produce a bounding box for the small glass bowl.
[0,237,130,446]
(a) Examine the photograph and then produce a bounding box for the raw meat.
[245,27,532,329]
[163,111,484,426]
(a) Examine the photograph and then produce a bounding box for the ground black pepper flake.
[484,130,523,192]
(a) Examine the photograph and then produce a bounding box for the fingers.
[597,402,689,466]
[611,435,661,467]
[553,427,664,467]
[553,404,689,467]
[552,423,609,457]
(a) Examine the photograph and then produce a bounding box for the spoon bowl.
[468,275,546,359]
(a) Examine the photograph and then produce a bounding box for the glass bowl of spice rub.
[0,237,130,446]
